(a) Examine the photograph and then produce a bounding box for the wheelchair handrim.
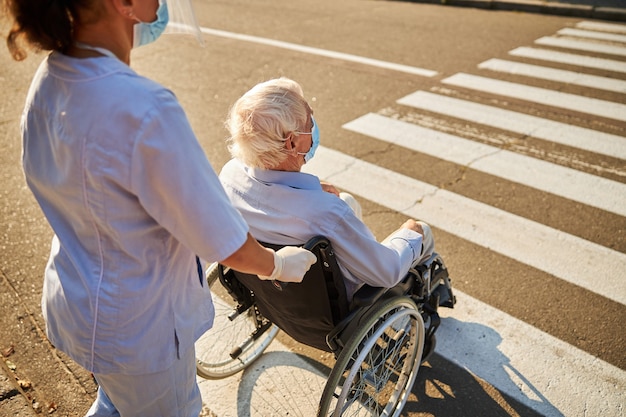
[331,304,424,417]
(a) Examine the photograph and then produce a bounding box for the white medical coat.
[21,52,249,375]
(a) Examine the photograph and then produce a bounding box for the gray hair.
[226,77,309,169]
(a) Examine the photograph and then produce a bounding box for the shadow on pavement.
[226,318,562,416]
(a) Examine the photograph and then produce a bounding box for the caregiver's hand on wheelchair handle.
[259,246,317,283]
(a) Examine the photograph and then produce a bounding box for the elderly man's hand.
[320,181,340,197]
[401,219,424,236]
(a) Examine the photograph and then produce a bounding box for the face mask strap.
[295,116,319,163]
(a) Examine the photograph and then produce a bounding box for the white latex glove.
[259,246,317,283]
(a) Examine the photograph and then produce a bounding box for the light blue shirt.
[219,159,423,298]
[21,52,249,375]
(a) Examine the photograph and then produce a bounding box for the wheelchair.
[195,236,456,416]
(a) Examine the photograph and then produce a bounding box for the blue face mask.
[296,116,320,163]
[133,1,169,48]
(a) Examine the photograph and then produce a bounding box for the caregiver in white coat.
[4,0,316,415]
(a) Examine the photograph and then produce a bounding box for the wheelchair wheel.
[196,262,279,379]
[318,297,424,416]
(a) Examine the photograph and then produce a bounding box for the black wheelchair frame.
[196,235,456,416]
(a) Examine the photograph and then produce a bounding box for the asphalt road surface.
[0,1,624,416]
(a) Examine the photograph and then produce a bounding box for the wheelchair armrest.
[349,285,387,310]
[328,281,405,354]
[328,276,415,354]
[349,272,414,310]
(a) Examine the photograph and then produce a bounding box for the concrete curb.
[399,0,626,21]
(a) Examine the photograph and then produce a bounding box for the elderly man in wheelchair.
[195,78,456,416]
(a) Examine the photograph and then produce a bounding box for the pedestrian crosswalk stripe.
[397,90,626,160]
[509,46,626,73]
[557,27,626,44]
[478,58,626,93]
[576,20,626,34]
[343,112,626,217]
[509,46,626,74]
[438,290,626,417]
[304,146,626,306]
[535,36,626,57]
[442,73,626,123]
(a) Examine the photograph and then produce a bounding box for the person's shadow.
[231,318,564,416]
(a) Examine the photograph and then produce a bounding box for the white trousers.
[85,345,202,417]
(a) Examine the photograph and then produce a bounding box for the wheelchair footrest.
[433,285,455,309]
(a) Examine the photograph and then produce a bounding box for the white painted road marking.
[199,27,438,78]
[576,21,626,34]
[442,73,626,123]
[535,36,626,57]
[437,290,626,417]
[397,90,626,160]
[478,58,626,93]
[557,27,626,43]
[509,46,626,74]
[304,146,626,306]
[343,112,626,217]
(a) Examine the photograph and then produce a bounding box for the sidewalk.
[401,0,626,21]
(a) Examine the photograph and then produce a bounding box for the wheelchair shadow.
[235,349,332,416]
[223,318,564,416]
[404,317,565,417]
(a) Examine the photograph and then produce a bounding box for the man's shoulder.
[219,159,246,184]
